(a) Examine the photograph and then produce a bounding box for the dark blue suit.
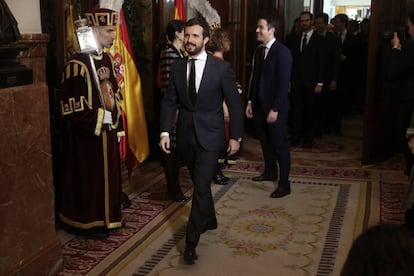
[248,41,292,188]
[161,53,243,246]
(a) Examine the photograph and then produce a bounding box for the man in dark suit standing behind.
[246,12,292,198]
[159,17,243,265]
[314,12,340,138]
[290,11,325,147]
[332,13,358,135]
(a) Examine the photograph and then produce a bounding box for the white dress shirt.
[301,29,314,50]
[161,50,208,138]
[262,38,276,59]
[188,50,207,93]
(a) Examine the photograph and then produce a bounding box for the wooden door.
[362,0,409,164]
[207,0,245,86]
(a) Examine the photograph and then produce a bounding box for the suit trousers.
[330,82,346,133]
[291,83,316,144]
[395,98,414,152]
[254,104,291,188]
[179,128,219,247]
[161,151,182,197]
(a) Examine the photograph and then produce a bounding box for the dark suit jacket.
[388,40,414,100]
[291,31,325,88]
[319,31,340,84]
[338,31,358,82]
[161,54,244,152]
[248,41,292,114]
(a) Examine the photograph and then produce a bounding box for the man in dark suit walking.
[159,17,243,265]
[290,11,325,148]
[246,12,292,198]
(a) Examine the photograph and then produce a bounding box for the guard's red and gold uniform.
[58,52,123,230]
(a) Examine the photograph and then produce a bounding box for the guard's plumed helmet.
[84,8,118,27]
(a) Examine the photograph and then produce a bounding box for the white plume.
[100,0,123,12]
[188,0,221,29]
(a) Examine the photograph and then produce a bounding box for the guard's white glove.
[103,110,113,125]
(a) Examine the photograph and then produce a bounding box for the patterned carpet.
[57,117,409,275]
[113,176,367,276]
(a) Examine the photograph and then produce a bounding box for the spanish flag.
[110,8,149,173]
[173,0,186,20]
[64,0,79,58]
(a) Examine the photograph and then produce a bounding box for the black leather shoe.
[252,174,277,182]
[302,141,313,148]
[202,221,218,233]
[81,227,110,239]
[171,194,190,203]
[270,186,291,198]
[89,228,110,239]
[122,192,131,209]
[183,247,198,264]
[290,139,301,147]
[175,195,190,202]
[63,225,110,239]
[214,174,230,185]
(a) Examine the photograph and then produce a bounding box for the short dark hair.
[334,13,348,24]
[185,17,210,38]
[315,12,329,25]
[300,11,313,21]
[257,12,280,31]
[165,19,185,42]
[341,224,414,276]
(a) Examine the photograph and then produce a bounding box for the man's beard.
[185,42,203,56]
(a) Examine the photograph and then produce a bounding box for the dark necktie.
[301,33,307,52]
[261,46,266,60]
[188,58,197,104]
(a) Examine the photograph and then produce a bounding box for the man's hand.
[159,136,171,154]
[391,32,401,49]
[329,80,337,91]
[409,135,414,154]
[314,84,323,94]
[267,109,278,124]
[227,139,240,156]
[246,102,253,119]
